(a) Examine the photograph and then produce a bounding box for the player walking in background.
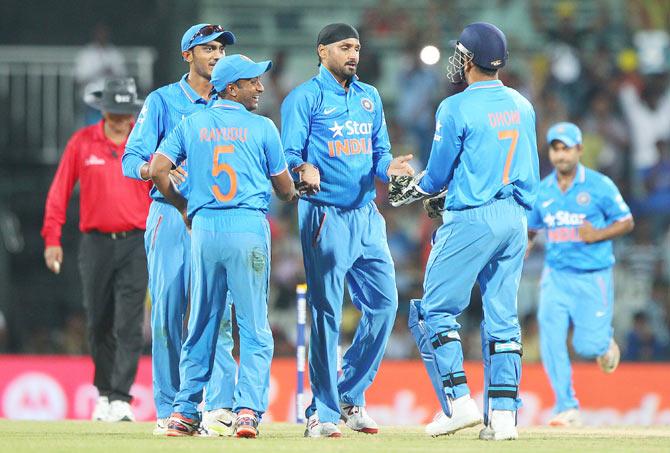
[150,54,302,438]
[527,122,634,427]
[390,22,539,440]
[41,78,150,423]
[122,24,238,436]
[281,23,414,438]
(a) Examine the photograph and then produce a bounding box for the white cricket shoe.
[106,400,135,422]
[597,339,620,374]
[479,410,518,440]
[202,408,235,436]
[304,412,342,438]
[425,395,483,437]
[91,396,110,421]
[340,403,379,434]
[548,408,582,427]
[152,418,168,435]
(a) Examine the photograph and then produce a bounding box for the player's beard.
[332,62,357,83]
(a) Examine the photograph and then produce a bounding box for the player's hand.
[387,154,415,177]
[44,246,63,274]
[389,170,426,207]
[139,162,151,181]
[292,163,320,196]
[169,166,188,186]
[578,221,601,243]
[422,189,447,218]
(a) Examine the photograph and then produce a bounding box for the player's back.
[445,80,539,210]
[181,100,282,217]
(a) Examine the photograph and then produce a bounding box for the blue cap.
[458,22,508,70]
[547,122,582,147]
[181,23,236,52]
[211,55,272,92]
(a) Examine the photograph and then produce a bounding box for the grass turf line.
[0,421,669,453]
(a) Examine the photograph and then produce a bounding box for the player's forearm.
[149,165,186,213]
[593,217,635,242]
[121,151,149,180]
[373,152,393,183]
[285,152,305,181]
[418,170,447,196]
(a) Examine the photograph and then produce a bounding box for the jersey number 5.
[212,145,237,202]
[498,129,519,185]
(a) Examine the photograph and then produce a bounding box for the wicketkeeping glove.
[422,189,448,218]
[389,171,426,207]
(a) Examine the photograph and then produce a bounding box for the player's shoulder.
[285,77,321,104]
[148,82,177,101]
[502,86,534,112]
[246,110,276,126]
[353,79,380,98]
[583,166,618,191]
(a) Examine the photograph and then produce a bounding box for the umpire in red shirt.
[41,78,151,422]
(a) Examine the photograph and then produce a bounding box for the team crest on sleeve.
[576,192,591,206]
[361,98,374,112]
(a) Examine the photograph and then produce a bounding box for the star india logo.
[361,98,374,112]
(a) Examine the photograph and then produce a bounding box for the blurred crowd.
[1,0,669,363]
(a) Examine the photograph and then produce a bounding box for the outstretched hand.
[387,154,415,177]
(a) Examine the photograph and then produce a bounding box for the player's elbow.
[623,216,635,234]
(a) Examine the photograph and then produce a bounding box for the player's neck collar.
[179,73,206,104]
[466,80,503,91]
[212,99,242,110]
[318,65,359,92]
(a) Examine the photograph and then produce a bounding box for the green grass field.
[0,421,669,453]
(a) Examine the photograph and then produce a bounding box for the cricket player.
[281,23,414,438]
[150,54,301,438]
[390,22,539,441]
[122,24,238,435]
[528,122,634,426]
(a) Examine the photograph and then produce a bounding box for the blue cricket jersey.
[418,80,539,210]
[123,74,211,200]
[156,99,288,218]
[281,65,393,209]
[528,164,632,271]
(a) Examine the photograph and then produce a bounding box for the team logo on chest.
[576,192,591,206]
[361,98,374,112]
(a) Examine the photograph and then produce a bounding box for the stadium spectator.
[74,23,127,125]
[623,311,665,361]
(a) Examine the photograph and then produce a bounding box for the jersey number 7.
[212,145,237,202]
[498,129,519,185]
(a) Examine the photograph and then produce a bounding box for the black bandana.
[317,23,359,47]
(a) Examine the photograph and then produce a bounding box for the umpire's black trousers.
[78,230,148,403]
